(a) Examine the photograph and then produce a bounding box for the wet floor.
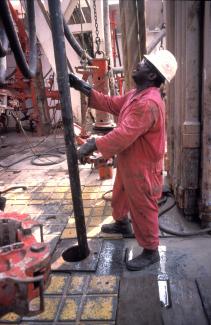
[0,131,211,324]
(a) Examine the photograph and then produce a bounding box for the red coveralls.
[89,87,165,250]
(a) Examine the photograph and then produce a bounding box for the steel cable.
[0,0,37,79]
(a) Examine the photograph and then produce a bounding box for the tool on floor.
[0,212,51,317]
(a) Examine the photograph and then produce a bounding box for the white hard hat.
[144,50,177,82]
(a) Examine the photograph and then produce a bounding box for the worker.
[69,49,177,271]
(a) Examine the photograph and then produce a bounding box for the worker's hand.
[77,138,97,164]
[69,73,92,97]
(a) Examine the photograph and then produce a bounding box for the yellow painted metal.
[68,275,87,294]
[83,186,101,193]
[61,227,77,239]
[49,192,65,200]
[92,207,104,216]
[83,199,96,208]
[81,296,116,320]
[88,216,102,226]
[28,297,60,321]
[45,275,68,294]
[64,192,72,199]
[54,186,69,193]
[82,192,99,200]
[59,297,80,321]
[88,275,119,294]
[0,312,21,323]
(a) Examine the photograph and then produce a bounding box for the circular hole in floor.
[62,245,89,262]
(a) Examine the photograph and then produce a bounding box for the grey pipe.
[147,29,166,54]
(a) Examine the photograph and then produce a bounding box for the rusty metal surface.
[200,1,211,224]
[165,1,203,218]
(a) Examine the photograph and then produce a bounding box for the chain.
[93,0,101,54]
[159,22,165,50]
[79,0,88,66]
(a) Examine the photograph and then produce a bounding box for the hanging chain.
[93,0,101,54]
[79,0,88,66]
[159,22,165,50]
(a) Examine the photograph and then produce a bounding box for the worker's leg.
[124,167,162,270]
[111,168,129,221]
[128,183,159,250]
[101,168,132,235]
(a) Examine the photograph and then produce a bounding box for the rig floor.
[0,131,211,325]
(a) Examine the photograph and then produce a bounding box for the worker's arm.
[69,73,92,96]
[69,73,127,115]
[89,89,127,116]
[96,99,159,159]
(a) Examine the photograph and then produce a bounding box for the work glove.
[77,138,97,164]
[69,73,92,97]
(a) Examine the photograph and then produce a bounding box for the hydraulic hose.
[63,17,93,64]
[159,223,211,237]
[158,194,211,236]
[0,0,37,79]
[31,153,65,166]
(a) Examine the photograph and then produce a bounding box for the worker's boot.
[126,248,160,271]
[101,218,133,237]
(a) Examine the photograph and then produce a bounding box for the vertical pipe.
[119,0,144,90]
[103,0,116,96]
[103,0,113,66]
[136,0,146,57]
[165,0,176,185]
[201,1,211,225]
[48,0,89,259]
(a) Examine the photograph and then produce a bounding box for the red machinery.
[0,2,59,136]
[0,212,51,317]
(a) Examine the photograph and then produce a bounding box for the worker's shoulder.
[141,88,162,105]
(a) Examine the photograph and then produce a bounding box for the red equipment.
[91,57,115,130]
[84,152,113,180]
[0,212,51,317]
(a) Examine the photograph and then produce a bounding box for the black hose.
[158,195,211,236]
[49,0,90,259]
[0,145,66,168]
[0,0,37,78]
[159,223,211,236]
[31,153,65,166]
[63,17,93,64]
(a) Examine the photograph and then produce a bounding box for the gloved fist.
[69,73,92,97]
[77,138,97,164]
